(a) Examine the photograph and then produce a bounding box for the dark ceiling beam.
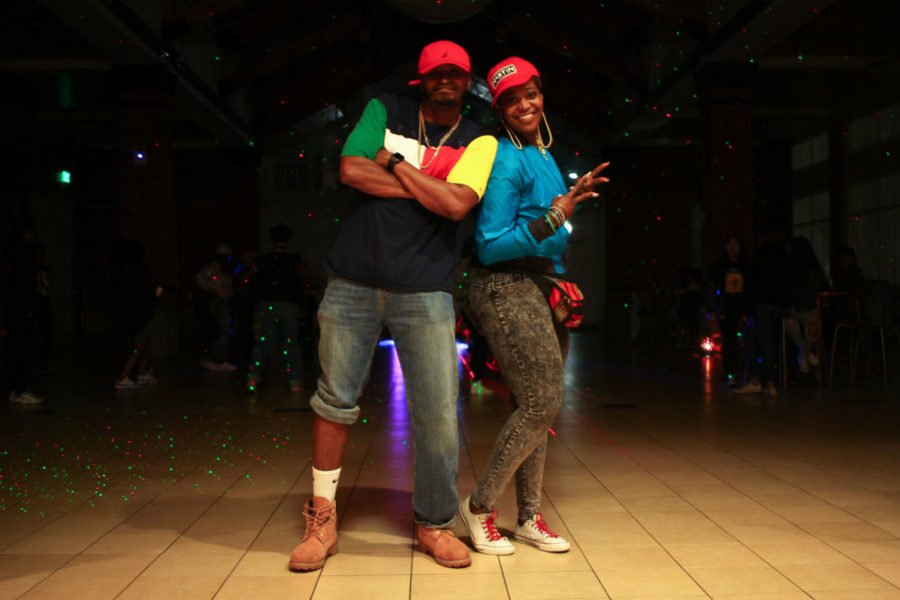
[219,11,362,95]
[39,0,253,145]
[162,0,256,41]
[533,0,653,37]
[755,106,829,118]
[602,0,707,38]
[0,58,112,72]
[759,55,889,69]
[501,13,647,93]
[34,109,117,121]
[250,46,410,137]
[608,0,770,144]
[214,0,303,47]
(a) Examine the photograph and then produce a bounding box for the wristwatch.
[386,152,404,173]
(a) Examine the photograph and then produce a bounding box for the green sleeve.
[340,98,387,160]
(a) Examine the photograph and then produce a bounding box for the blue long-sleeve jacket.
[474,138,570,274]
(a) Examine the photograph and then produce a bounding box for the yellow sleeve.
[447,135,498,200]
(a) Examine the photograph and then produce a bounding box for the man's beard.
[432,95,459,107]
[427,86,460,107]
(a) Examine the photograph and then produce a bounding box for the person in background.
[231,250,258,366]
[245,225,309,393]
[4,218,44,405]
[113,239,161,389]
[34,243,52,373]
[675,268,704,349]
[458,56,609,556]
[455,239,494,395]
[831,246,866,304]
[196,243,236,371]
[785,236,829,373]
[707,235,752,387]
[735,229,790,395]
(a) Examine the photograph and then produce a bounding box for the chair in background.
[825,285,889,390]
[889,283,900,345]
[820,291,859,387]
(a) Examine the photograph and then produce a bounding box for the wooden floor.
[2,334,899,599]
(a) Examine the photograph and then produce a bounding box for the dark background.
[2,0,898,363]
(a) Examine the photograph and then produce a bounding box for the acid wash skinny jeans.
[462,268,568,522]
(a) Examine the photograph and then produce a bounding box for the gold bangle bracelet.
[549,205,567,225]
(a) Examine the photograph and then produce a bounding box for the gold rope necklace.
[418,107,461,170]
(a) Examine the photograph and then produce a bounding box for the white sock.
[312,467,341,503]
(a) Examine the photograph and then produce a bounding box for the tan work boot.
[289,497,338,571]
[416,525,471,568]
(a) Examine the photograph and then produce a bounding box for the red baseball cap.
[409,40,471,85]
[487,57,540,106]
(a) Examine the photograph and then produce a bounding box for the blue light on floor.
[378,339,469,352]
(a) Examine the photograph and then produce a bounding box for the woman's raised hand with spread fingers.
[552,162,610,218]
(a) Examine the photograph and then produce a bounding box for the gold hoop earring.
[539,113,554,149]
[502,121,523,151]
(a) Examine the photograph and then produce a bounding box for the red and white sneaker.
[137,372,158,385]
[514,513,570,552]
[10,390,44,405]
[458,496,515,555]
[115,377,139,390]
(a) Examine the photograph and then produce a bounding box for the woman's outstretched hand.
[553,162,610,218]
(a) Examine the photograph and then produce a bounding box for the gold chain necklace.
[418,107,461,170]
[503,113,553,160]
[535,113,553,160]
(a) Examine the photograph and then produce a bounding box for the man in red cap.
[289,41,497,571]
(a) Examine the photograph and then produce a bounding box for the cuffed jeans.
[209,295,231,364]
[462,268,568,523]
[717,312,740,379]
[309,276,460,528]
[746,303,782,385]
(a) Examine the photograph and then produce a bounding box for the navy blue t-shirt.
[325,94,496,292]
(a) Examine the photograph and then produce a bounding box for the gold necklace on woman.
[503,113,554,160]
[418,107,461,170]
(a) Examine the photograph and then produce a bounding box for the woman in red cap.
[458,57,609,555]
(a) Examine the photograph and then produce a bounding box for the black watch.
[386,152,404,173]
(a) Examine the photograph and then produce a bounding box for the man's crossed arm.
[339,150,479,222]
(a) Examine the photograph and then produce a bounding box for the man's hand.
[374,148,393,169]
[339,155,414,199]
[344,147,479,221]
[389,149,479,221]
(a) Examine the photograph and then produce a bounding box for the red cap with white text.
[487,57,540,106]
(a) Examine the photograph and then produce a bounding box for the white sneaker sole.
[515,534,571,552]
[458,508,515,555]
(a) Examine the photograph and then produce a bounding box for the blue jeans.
[248,301,302,385]
[209,295,231,363]
[746,303,782,385]
[309,276,460,528]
